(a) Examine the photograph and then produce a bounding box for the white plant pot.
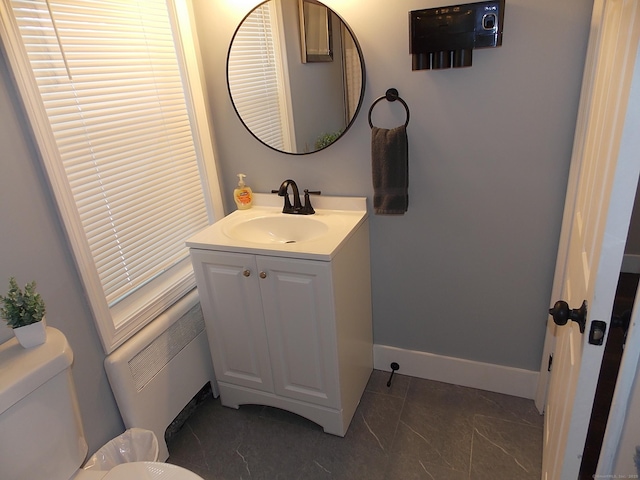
[13,317,47,348]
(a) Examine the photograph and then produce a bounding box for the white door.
[541,1,640,478]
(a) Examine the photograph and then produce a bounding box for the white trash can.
[83,428,159,471]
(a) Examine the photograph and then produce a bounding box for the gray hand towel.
[371,125,408,214]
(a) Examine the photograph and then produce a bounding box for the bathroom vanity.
[187,194,372,436]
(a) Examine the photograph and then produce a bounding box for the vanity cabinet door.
[190,249,273,393]
[257,256,339,408]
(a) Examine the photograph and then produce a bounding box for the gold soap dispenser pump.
[234,173,253,210]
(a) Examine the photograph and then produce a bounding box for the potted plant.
[314,130,343,150]
[0,277,47,348]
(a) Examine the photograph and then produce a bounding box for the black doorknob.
[549,300,587,333]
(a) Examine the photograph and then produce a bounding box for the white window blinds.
[10,0,210,307]
[227,2,287,151]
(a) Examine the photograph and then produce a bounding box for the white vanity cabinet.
[188,213,372,436]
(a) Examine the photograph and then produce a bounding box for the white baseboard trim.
[373,344,539,400]
[622,254,640,274]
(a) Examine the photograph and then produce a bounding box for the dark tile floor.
[167,370,543,479]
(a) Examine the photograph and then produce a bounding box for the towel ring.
[368,88,410,129]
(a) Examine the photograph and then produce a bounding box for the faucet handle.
[301,189,321,215]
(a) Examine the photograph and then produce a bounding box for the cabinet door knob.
[259,271,267,279]
[243,269,251,277]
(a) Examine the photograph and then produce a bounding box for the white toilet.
[0,327,204,480]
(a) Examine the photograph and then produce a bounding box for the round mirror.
[227,0,365,155]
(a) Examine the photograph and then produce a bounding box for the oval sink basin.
[224,215,330,245]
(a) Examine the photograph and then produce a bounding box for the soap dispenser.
[234,173,253,210]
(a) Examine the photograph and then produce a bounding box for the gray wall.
[194,0,594,371]
[0,57,124,453]
[0,0,594,459]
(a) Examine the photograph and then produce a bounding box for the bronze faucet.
[272,179,320,215]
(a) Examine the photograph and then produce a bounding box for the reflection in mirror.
[299,0,332,63]
[227,0,365,155]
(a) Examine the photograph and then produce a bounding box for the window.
[0,0,223,353]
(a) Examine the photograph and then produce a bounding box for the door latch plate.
[588,320,607,346]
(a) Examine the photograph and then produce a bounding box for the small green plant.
[314,130,343,150]
[0,277,46,329]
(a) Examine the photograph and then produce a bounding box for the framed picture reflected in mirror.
[299,0,333,63]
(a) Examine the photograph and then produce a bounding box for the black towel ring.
[368,88,410,129]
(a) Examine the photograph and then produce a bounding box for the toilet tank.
[0,327,88,480]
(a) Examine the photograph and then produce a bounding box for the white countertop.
[186,194,368,260]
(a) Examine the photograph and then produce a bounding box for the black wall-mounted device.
[410,0,505,70]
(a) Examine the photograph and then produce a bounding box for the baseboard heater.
[104,290,218,461]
